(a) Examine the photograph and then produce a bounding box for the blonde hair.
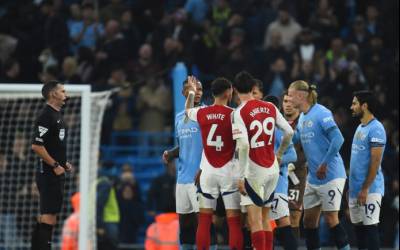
[289,80,318,105]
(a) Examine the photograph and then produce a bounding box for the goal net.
[0,84,111,249]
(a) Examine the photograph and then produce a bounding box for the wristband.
[53,161,60,169]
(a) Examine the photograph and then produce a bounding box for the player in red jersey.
[185,76,243,250]
[232,71,294,250]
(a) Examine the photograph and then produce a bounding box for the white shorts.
[303,178,346,211]
[176,183,199,214]
[268,193,290,220]
[240,172,279,207]
[198,171,241,210]
[349,193,382,225]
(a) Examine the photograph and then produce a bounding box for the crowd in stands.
[0,0,398,248]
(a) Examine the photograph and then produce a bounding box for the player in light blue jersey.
[264,95,298,250]
[349,90,386,250]
[162,78,203,250]
[288,80,350,250]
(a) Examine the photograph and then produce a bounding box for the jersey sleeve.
[187,107,201,122]
[32,114,52,146]
[275,107,294,136]
[232,110,248,141]
[369,126,386,147]
[319,110,337,132]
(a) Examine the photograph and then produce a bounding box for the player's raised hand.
[65,162,73,172]
[316,163,327,179]
[187,75,197,93]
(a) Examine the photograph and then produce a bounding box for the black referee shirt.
[32,104,67,170]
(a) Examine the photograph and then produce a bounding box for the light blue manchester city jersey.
[297,104,347,185]
[349,118,386,198]
[175,110,203,184]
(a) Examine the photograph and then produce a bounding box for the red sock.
[227,216,243,250]
[264,231,273,250]
[251,231,265,250]
[196,213,212,250]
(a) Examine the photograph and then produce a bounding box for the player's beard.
[352,109,364,119]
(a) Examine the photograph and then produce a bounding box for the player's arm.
[281,142,297,165]
[32,116,65,174]
[275,108,294,163]
[232,112,249,180]
[185,75,198,120]
[320,114,344,165]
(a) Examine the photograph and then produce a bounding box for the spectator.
[365,4,383,37]
[347,16,370,50]
[309,0,339,48]
[0,58,21,82]
[100,0,126,23]
[39,64,59,83]
[264,57,290,97]
[120,9,142,59]
[43,0,69,61]
[262,30,291,70]
[60,56,81,83]
[184,0,209,26]
[95,19,130,68]
[76,46,94,83]
[147,162,176,217]
[97,174,120,250]
[127,43,161,91]
[61,192,80,250]
[113,101,134,131]
[66,4,81,31]
[263,3,302,51]
[136,76,172,133]
[117,182,145,244]
[69,3,104,53]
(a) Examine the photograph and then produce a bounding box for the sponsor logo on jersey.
[355,131,367,141]
[38,126,48,137]
[352,143,366,151]
[323,116,334,123]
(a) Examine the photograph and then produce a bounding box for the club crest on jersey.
[302,120,313,128]
[59,129,65,140]
[355,131,366,141]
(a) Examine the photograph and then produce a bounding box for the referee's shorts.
[36,170,65,214]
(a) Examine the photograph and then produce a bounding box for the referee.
[31,80,73,250]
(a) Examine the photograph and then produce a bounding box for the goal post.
[0,83,111,250]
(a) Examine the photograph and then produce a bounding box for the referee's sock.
[330,223,350,250]
[365,225,380,250]
[31,222,54,250]
[354,225,367,250]
[276,225,298,250]
[304,228,321,250]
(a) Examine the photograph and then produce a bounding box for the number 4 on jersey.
[207,124,224,151]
